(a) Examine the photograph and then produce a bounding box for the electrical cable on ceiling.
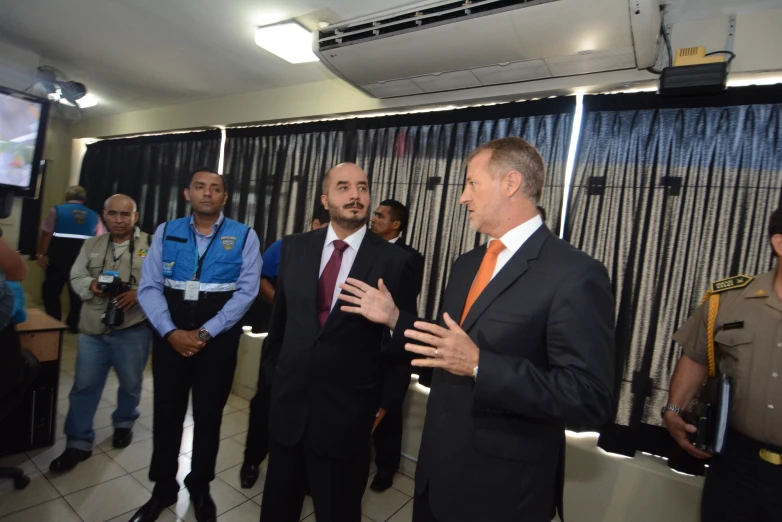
[646,18,672,75]
[705,50,736,63]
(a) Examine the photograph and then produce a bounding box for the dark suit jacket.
[263,227,419,457]
[394,237,425,294]
[381,237,426,410]
[396,225,615,522]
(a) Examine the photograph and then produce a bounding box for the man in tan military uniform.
[663,207,782,521]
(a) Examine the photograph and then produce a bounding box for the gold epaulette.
[709,275,753,295]
[698,274,752,378]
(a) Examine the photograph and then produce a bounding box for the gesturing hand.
[404,313,480,378]
[167,329,205,358]
[338,278,400,329]
[663,411,711,459]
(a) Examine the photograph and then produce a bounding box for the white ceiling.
[1,0,780,119]
[0,0,421,117]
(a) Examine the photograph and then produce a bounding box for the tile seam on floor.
[385,498,413,522]
[0,472,62,520]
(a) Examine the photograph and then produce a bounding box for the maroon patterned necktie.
[317,240,348,326]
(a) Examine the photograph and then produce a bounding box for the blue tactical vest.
[161,216,249,286]
[161,216,250,331]
[54,202,99,238]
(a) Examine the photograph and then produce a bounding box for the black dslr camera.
[97,271,132,326]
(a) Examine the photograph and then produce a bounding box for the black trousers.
[243,365,270,466]
[260,435,370,522]
[373,404,403,473]
[148,328,240,495]
[42,239,83,329]
[413,486,439,522]
[701,429,782,522]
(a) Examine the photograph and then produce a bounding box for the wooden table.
[17,309,66,363]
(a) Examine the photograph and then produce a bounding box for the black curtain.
[223,97,575,318]
[79,130,222,232]
[564,85,782,471]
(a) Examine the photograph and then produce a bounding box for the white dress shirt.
[388,236,400,244]
[320,224,367,310]
[490,215,543,280]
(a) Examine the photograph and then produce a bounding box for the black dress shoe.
[190,490,217,522]
[113,428,133,448]
[239,462,259,489]
[370,470,395,492]
[49,448,92,472]
[128,494,178,522]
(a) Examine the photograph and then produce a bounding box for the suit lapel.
[305,228,328,328]
[444,247,484,324]
[460,226,551,332]
[320,229,383,332]
[347,230,383,284]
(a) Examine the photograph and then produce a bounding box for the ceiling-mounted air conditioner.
[314,0,660,98]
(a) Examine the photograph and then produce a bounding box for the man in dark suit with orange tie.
[259,163,419,522]
[340,137,616,522]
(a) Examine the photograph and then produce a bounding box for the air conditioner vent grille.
[318,0,559,50]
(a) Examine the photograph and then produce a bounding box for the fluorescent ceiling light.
[255,22,319,64]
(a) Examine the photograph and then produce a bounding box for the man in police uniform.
[37,185,104,331]
[134,168,261,522]
[50,194,152,471]
[664,206,782,521]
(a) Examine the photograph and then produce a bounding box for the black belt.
[726,429,782,466]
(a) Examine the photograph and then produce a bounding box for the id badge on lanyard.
[184,280,200,301]
[187,220,225,302]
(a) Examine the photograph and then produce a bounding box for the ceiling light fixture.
[254,22,319,64]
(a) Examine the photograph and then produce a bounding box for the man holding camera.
[50,194,152,472]
[664,206,782,521]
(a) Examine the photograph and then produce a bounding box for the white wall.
[0,40,39,92]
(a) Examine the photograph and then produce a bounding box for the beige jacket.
[69,228,151,335]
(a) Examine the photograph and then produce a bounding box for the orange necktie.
[460,240,506,324]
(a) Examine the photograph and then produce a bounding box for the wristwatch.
[198,327,212,341]
[660,404,682,419]
[472,366,479,382]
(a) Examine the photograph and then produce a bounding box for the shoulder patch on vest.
[710,275,753,294]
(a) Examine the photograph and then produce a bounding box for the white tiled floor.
[0,332,414,522]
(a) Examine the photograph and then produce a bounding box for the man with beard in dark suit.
[259,163,419,522]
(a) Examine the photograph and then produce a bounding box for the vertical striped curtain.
[352,99,573,317]
[220,98,575,319]
[79,130,222,233]
[565,86,782,467]
[222,125,347,250]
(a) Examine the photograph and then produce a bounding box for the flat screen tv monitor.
[0,85,49,198]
